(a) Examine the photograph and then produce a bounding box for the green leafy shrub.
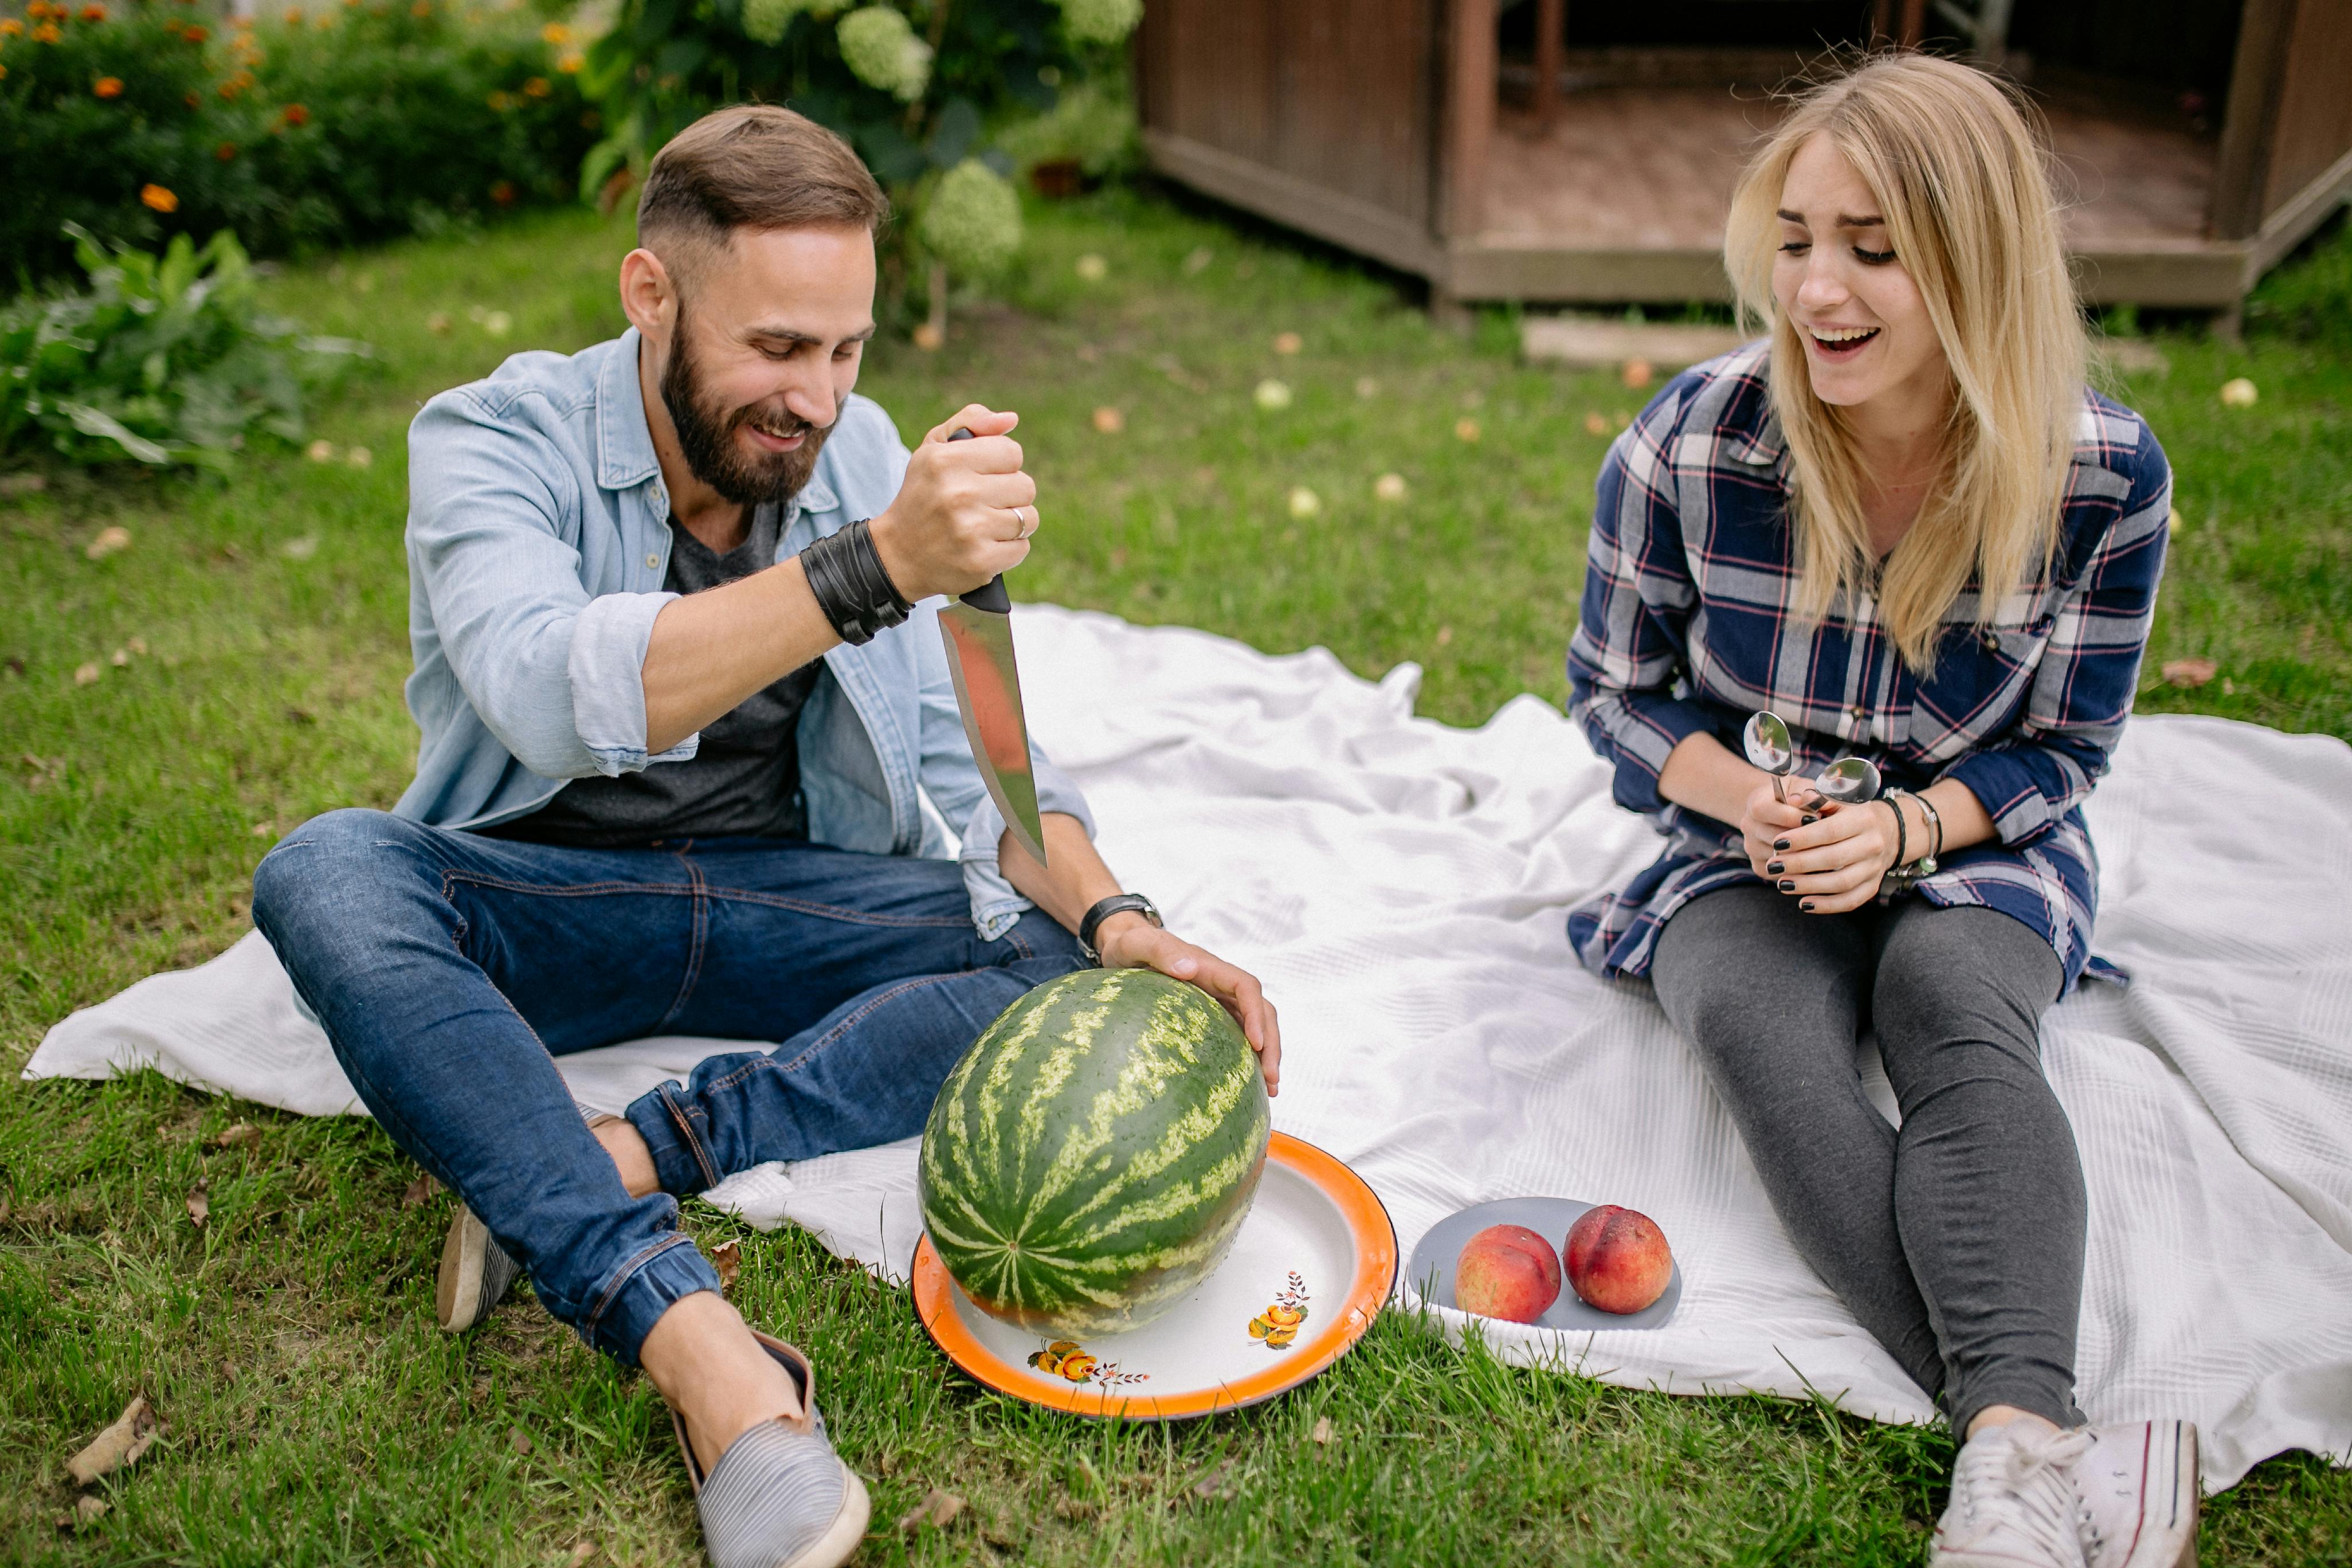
[581,0,1140,327]
[1,224,368,471]
[0,0,598,287]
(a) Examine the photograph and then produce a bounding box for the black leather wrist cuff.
[802,519,912,646]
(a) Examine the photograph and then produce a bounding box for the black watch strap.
[1077,893,1161,965]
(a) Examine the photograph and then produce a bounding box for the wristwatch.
[1078,893,1162,965]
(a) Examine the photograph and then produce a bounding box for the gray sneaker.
[432,1104,621,1334]
[2073,1420,2199,1568]
[676,1331,871,1568]
[436,1204,521,1334]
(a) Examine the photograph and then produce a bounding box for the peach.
[1563,1205,1673,1314]
[1453,1223,1562,1322]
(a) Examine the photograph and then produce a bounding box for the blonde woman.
[1567,54,2196,1568]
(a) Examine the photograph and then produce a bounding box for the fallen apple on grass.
[1453,1223,1561,1322]
[1563,1204,1672,1314]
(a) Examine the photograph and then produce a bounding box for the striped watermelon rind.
[918,967,1272,1337]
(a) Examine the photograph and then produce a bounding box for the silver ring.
[1016,505,1036,540]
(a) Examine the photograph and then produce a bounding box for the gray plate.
[1404,1196,1683,1331]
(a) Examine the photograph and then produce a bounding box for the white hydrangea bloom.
[740,0,803,46]
[919,160,1024,276]
[1059,0,1142,46]
[837,6,933,101]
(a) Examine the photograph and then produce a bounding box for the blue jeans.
[251,809,1084,1366]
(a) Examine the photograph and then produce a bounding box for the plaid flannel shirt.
[1566,343,2171,991]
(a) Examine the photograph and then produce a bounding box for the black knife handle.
[945,425,1012,612]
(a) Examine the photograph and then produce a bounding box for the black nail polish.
[1800,899,1816,912]
[1773,838,1790,852]
[1777,878,1794,892]
[1766,861,1784,875]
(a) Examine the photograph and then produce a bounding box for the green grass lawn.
[3,188,2349,1565]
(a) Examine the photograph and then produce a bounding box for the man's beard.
[659,308,832,509]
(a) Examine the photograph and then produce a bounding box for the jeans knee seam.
[771,971,978,1076]
[696,885,972,927]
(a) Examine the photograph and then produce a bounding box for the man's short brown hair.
[636,105,888,276]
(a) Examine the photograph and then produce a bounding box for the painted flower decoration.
[140,185,179,213]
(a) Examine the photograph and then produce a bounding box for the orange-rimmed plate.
[910,1131,1397,1421]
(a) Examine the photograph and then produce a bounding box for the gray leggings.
[1651,884,2083,1435]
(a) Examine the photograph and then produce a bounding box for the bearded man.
[251,105,1279,1568]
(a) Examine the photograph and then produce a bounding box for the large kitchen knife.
[937,427,1048,867]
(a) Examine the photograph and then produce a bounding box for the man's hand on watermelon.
[1000,814,1284,1097]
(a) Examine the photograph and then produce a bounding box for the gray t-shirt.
[484,504,821,848]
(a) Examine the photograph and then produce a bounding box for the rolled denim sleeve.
[407,390,685,781]
[1566,394,1715,813]
[1945,424,2171,846]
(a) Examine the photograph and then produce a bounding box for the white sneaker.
[2072,1420,2200,1568]
[1932,1422,2095,1567]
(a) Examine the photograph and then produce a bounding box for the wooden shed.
[1134,0,2352,315]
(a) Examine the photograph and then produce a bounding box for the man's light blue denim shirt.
[393,326,1092,939]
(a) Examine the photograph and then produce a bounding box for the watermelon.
[918,967,1272,1336]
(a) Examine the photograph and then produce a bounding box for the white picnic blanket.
[26,605,2352,1491]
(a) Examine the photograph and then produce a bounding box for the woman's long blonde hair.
[1724,53,2086,671]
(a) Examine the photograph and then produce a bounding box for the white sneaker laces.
[1939,1425,2095,1567]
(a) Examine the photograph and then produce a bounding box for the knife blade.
[937,428,1048,867]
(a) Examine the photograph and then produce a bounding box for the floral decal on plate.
[1248,1272,1311,1349]
[1026,1339,1149,1387]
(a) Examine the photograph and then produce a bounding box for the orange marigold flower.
[0,64,7,80]
[485,88,509,110]
[80,3,107,19]
[33,22,62,41]
[140,184,178,213]
[539,21,567,42]
[216,140,237,160]
[1,17,22,33]
[281,101,309,125]
[489,179,516,206]
[93,76,123,97]
[522,75,548,97]
[556,50,583,73]
[182,23,207,40]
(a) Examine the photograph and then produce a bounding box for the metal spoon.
[1803,755,1882,824]
[1742,711,1797,803]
